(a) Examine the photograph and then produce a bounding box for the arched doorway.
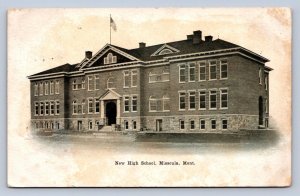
[258,96,264,126]
[106,101,117,125]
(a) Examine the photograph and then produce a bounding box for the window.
[188,63,196,82]
[40,102,44,115]
[72,80,77,90]
[133,121,137,130]
[265,74,268,90]
[149,69,170,83]
[34,102,38,116]
[44,82,49,95]
[123,71,130,88]
[211,119,216,130]
[163,96,170,111]
[222,119,228,130]
[149,96,157,111]
[124,96,130,112]
[199,91,206,110]
[131,70,137,87]
[56,122,60,129]
[209,90,217,109]
[162,69,170,81]
[189,91,196,110]
[265,98,268,113]
[55,81,59,94]
[131,95,137,112]
[180,120,185,130]
[50,122,54,129]
[107,77,114,89]
[159,49,172,55]
[220,59,228,79]
[94,75,100,90]
[95,99,100,113]
[124,120,129,130]
[82,99,86,114]
[88,121,93,130]
[179,92,186,110]
[45,101,49,115]
[55,100,60,115]
[200,119,205,130]
[88,76,93,91]
[88,98,93,113]
[50,101,55,115]
[220,89,228,109]
[34,83,38,96]
[73,100,78,114]
[190,120,195,130]
[209,60,217,80]
[39,82,43,95]
[104,53,117,64]
[81,79,85,89]
[259,68,262,84]
[199,61,206,81]
[179,64,186,83]
[50,81,54,94]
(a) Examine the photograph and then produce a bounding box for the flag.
[110,16,117,31]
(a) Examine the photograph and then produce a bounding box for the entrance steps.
[99,126,113,132]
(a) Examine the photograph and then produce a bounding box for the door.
[78,120,82,131]
[258,96,264,126]
[105,101,117,125]
[156,119,162,132]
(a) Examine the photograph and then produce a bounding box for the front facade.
[28,30,272,132]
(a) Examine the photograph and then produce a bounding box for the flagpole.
[109,14,111,45]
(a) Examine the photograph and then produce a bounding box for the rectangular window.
[131,95,137,112]
[188,63,196,82]
[211,119,216,130]
[200,119,205,130]
[124,120,129,130]
[50,81,54,94]
[34,102,38,116]
[222,119,228,130]
[82,79,85,89]
[39,82,43,95]
[73,101,78,114]
[163,97,170,111]
[124,71,130,88]
[179,92,186,110]
[45,101,49,115]
[78,104,82,114]
[149,98,157,111]
[124,96,130,112]
[180,120,185,130]
[189,91,196,110]
[133,121,137,130]
[94,75,100,90]
[88,121,93,130]
[44,82,49,95]
[190,120,195,130]
[220,89,228,109]
[199,61,206,81]
[265,75,268,90]
[220,59,228,79]
[88,76,93,91]
[179,64,186,83]
[55,101,60,115]
[72,80,77,90]
[88,99,93,113]
[259,68,262,84]
[50,101,55,115]
[131,70,137,87]
[209,60,217,80]
[199,91,206,110]
[95,99,100,113]
[55,81,59,94]
[209,90,217,109]
[34,83,38,96]
[40,102,44,115]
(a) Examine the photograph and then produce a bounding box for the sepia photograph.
[7,8,291,187]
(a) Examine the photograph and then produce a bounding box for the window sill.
[209,108,217,110]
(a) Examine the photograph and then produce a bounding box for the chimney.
[205,35,213,42]
[187,34,193,40]
[139,42,146,48]
[193,30,202,44]
[85,51,92,59]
